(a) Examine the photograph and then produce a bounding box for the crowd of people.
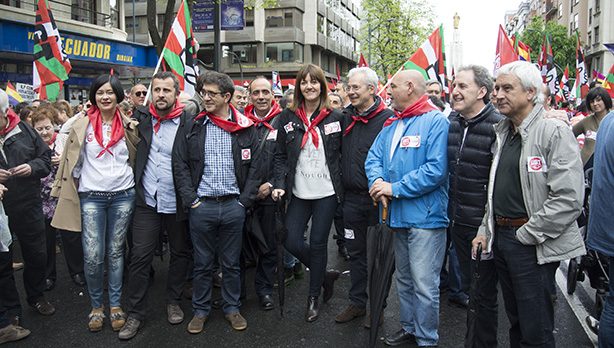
[0,59,611,348]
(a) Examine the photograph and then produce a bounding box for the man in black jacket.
[447,65,502,348]
[119,72,191,340]
[0,90,54,325]
[335,67,393,325]
[173,71,260,334]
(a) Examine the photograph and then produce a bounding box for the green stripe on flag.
[402,61,428,81]
[45,82,61,101]
[163,49,185,76]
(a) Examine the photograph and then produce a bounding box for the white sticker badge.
[400,135,421,148]
[241,149,251,160]
[586,130,597,140]
[267,129,278,141]
[284,122,294,133]
[324,121,341,135]
[527,156,548,172]
[344,228,355,240]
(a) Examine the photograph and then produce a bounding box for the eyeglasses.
[344,84,364,92]
[201,90,226,98]
[35,125,54,133]
[134,91,146,97]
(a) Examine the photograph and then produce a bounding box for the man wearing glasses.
[173,71,260,334]
[130,83,148,109]
[336,67,393,325]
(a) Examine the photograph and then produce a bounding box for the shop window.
[230,44,256,64]
[265,42,303,63]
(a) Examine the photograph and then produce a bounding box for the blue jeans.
[494,226,557,348]
[599,256,614,347]
[395,227,446,346]
[189,198,244,316]
[80,189,135,309]
[285,195,337,297]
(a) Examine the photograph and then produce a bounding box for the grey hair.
[0,89,8,114]
[328,92,343,105]
[283,88,294,98]
[457,65,494,104]
[426,79,442,91]
[234,86,247,94]
[497,61,544,105]
[347,67,379,89]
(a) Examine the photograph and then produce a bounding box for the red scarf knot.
[383,95,439,128]
[149,100,184,134]
[196,104,254,133]
[87,106,125,158]
[295,103,332,149]
[244,101,282,131]
[343,98,388,136]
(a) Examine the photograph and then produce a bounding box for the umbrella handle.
[381,197,388,222]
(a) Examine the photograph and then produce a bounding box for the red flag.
[603,64,614,98]
[359,53,369,68]
[330,77,337,92]
[336,65,341,84]
[494,25,518,77]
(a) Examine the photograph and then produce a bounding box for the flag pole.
[144,48,166,104]
[377,62,405,95]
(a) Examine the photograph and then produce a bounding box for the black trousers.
[44,218,84,280]
[343,192,380,308]
[126,205,189,320]
[0,203,47,312]
[253,200,277,298]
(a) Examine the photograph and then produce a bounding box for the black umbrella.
[242,208,269,262]
[274,197,288,317]
[367,198,396,348]
[465,243,482,348]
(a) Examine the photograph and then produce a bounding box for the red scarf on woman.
[196,104,254,133]
[87,106,125,158]
[343,98,388,136]
[46,131,58,146]
[295,103,331,149]
[244,101,281,131]
[1,109,21,134]
[149,100,184,134]
[383,95,438,128]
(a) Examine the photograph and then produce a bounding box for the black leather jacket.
[274,107,344,203]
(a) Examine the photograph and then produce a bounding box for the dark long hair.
[288,64,331,112]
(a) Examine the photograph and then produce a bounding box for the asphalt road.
[6,229,597,348]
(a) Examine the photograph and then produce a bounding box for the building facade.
[125,0,361,87]
[1,0,157,103]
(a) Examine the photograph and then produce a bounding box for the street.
[7,229,598,348]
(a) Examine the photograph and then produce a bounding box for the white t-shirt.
[292,126,335,200]
[74,123,134,192]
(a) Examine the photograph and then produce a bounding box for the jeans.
[599,256,614,347]
[127,205,189,320]
[452,224,498,348]
[343,191,380,308]
[80,189,135,309]
[285,194,337,297]
[494,226,557,348]
[190,198,244,316]
[395,227,446,346]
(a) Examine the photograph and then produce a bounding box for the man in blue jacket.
[366,70,449,348]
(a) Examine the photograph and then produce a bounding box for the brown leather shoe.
[0,325,30,344]
[323,270,340,302]
[305,296,319,322]
[335,304,366,323]
[225,312,247,330]
[30,301,55,316]
[187,315,207,334]
[167,304,184,324]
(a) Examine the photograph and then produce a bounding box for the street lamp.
[223,46,244,86]
[368,18,395,67]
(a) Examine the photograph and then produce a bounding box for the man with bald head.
[366,70,450,347]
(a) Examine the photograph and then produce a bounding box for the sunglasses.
[134,91,146,97]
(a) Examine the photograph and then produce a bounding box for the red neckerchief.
[295,103,332,149]
[45,131,57,146]
[149,100,184,134]
[383,95,438,128]
[87,105,125,158]
[1,109,21,134]
[343,98,388,136]
[244,100,281,131]
[196,104,254,133]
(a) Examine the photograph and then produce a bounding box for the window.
[265,9,302,29]
[245,8,254,27]
[230,44,256,64]
[72,0,97,25]
[265,42,303,63]
[0,0,21,8]
[596,0,600,12]
[317,14,325,34]
[125,16,149,34]
[588,33,592,46]
[595,26,599,44]
[321,52,329,72]
[109,0,120,28]
[558,3,563,17]
[589,9,592,24]
[574,13,579,29]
